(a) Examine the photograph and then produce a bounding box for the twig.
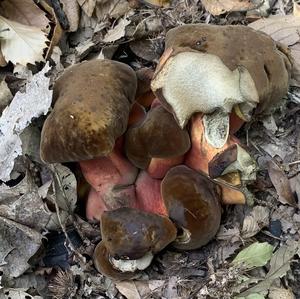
[50,164,86,264]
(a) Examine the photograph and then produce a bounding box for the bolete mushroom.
[185,113,256,204]
[185,113,257,181]
[161,165,221,250]
[95,207,177,279]
[40,59,139,220]
[151,24,291,148]
[125,104,191,178]
[41,59,137,162]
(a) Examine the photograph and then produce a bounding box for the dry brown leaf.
[0,80,12,115]
[201,0,259,16]
[95,0,130,21]
[248,15,300,87]
[116,281,141,299]
[77,0,96,17]
[242,206,270,238]
[38,0,63,59]
[103,17,131,43]
[60,0,80,32]
[269,287,295,299]
[0,16,48,65]
[0,48,7,66]
[294,1,300,16]
[0,0,50,34]
[141,0,170,7]
[267,161,297,207]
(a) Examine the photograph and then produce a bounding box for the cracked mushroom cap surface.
[40,59,137,163]
[125,105,191,169]
[161,165,221,250]
[101,207,177,260]
[151,24,291,128]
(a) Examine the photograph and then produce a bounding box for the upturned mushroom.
[161,165,221,250]
[94,207,177,280]
[151,24,291,148]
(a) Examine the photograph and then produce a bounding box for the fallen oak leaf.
[267,161,297,207]
[201,0,261,16]
[248,14,300,87]
[140,0,170,7]
[0,288,43,299]
[0,16,48,65]
[268,287,295,299]
[0,63,52,182]
[0,0,50,33]
[241,206,270,239]
[294,1,300,17]
[77,0,96,17]
[0,48,7,66]
[103,16,131,43]
[0,215,43,279]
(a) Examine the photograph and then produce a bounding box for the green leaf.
[238,241,299,297]
[232,242,273,269]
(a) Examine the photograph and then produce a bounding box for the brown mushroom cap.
[40,59,137,163]
[161,165,221,250]
[125,105,191,169]
[101,207,177,260]
[166,24,290,113]
[93,241,139,281]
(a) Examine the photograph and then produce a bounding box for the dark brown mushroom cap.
[125,105,191,169]
[161,165,221,250]
[101,207,177,260]
[40,59,137,163]
[162,24,291,114]
[93,241,138,281]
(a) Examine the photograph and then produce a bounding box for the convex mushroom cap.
[161,165,221,250]
[151,24,291,147]
[40,59,137,163]
[101,207,176,260]
[96,207,177,279]
[125,105,191,170]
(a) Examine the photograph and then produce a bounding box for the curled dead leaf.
[201,0,260,16]
[249,15,300,87]
[267,161,297,207]
[77,0,96,17]
[141,0,170,7]
[242,206,270,239]
[0,48,7,66]
[294,1,300,17]
[60,0,80,32]
[0,16,48,65]
[0,0,50,33]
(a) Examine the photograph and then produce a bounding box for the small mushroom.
[94,241,139,281]
[41,59,137,162]
[161,165,221,250]
[151,24,291,147]
[125,105,191,178]
[98,207,176,277]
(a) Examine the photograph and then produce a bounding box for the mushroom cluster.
[40,24,291,280]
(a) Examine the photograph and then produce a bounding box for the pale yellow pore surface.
[151,52,259,128]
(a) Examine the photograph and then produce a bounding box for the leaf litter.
[0,0,300,298]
